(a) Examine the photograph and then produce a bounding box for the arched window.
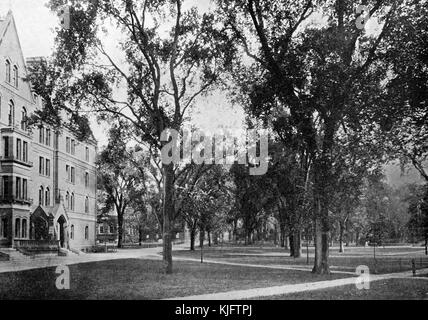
[84,226,89,240]
[13,65,18,87]
[5,60,10,83]
[65,192,70,209]
[38,186,44,206]
[70,225,74,239]
[85,196,89,213]
[70,193,75,211]
[21,219,27,238]
[8,100,14,126]
[21,107,27,131]
[45,187,50,206]
[15,218,20,238]
[85,172,89,187]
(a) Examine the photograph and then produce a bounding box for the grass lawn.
[0,258,349,299]
[260,278,428,300]
[173,245,428,274]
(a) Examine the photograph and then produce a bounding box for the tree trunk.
[312,216,325,273]
[246,230,253,245]
[213,232,219,245]
[189,227,196,251]
[293,231,302,258]
[320,219,330,274]
[339,221,345,253]
[279,226,285,247]
[279,225,288,249]
[138,226,143,246]
[117,213,124,248]
[162,164,174,274]
[284,233,289,249]
[233,221,238,243]
[207,231,211,247]
[289,234,295,257]
[273,223,278,245]
[312,136,333,274]
[199,229,205,248]
[345,220,350,247]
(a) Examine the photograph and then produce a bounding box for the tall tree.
[98,124,146,248]
[29,0,234,273]
[218,0,402,273]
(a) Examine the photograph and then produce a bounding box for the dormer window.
[5,60,10,83]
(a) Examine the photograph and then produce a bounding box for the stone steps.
[0,248,61,262]
[0,248,31,262]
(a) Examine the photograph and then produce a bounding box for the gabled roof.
[0,10,36,103]
[0,11,12,47]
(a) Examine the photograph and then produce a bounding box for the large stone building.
[0,11,97,252]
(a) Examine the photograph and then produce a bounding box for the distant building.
[0,11,97,251]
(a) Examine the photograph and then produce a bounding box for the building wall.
[0,11,97,250]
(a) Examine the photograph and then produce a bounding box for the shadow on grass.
[0,258,349,299]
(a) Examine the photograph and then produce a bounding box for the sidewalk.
[173,256,356,275]
[0,246,162,274]
[165,268,428,300]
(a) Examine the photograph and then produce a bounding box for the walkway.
[165,267,428,300]
[0,246,162,274]
[172,256,356,275]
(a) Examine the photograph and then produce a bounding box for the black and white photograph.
[0,0,427,305]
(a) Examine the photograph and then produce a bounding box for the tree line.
[26,0,427,274]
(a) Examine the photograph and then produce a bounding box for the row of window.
[39,157,51,176]
[13,218,28,239]
[65,165,76,183]
[70,224,90,240]
[65,165,91,188]
[1,176,28,200]
[65,192,90,213]
[65,137,76,155]
[0,98,27,129]
[66,136,90,162]
[1,100,91,163]
[39,186,91,213]
[39,127,51,146]
[5,60,19,88]
[0,218,89,241]
[38,186,51,206]
[99,224,114,234]
[3,137,29,162]
[1,177,90,211]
